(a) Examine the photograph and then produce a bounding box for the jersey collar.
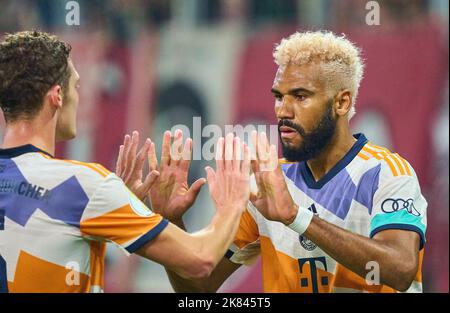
[0,144,54,159]
[299,133,368,189]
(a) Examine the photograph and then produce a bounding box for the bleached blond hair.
[273,31,364,120]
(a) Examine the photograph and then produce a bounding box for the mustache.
[278,119,306,137]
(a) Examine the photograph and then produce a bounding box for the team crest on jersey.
[127,189,152,217]
[299,235,317,251]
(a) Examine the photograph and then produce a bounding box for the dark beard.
[279,100,336,162]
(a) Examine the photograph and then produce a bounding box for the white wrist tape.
[287,206,314,235]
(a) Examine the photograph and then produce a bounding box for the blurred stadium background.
[0,0,448,293]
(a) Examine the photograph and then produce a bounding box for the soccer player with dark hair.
[0,31,251,293]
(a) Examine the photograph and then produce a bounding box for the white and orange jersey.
[227,133,427,293]
[0,144,168,293]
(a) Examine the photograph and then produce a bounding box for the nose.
[275,96,295,120]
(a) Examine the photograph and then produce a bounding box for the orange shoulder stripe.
[395,153,412,176]
[37,153,109,178]
[362,146,398,176]
[38,152,52,159]
[62,160,109,177]
[367,143,406,176]
[93,163,112,175]
[357,152,370,160]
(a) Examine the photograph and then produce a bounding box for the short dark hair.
[0,30,72,123]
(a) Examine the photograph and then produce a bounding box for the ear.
[47,85,63,109]
[334,89,352,117]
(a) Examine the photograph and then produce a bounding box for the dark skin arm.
[304,217,420,291]
[168,257,241,293]
[250,131,420,292]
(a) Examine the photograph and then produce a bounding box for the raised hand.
[116,131,160,201]
[148,130,206,221]
[249,131,298,225]
[206,133,251,216]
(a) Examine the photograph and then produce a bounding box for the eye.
[274,94,283,101]
[295,94,306,101]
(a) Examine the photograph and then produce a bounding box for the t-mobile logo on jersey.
[297,256,330,293]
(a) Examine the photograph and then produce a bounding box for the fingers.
[205,166,216,189]
[241,143,251,174]
[171,129,184,163]
[122,134,131,176]
[148,140,159,171]
[129,138,150,181]
[250,131,260,173]
[250,131,275,172]
[251,130,258,160]
[258,133,277,171]
[233,136,242,172]
[215,137,225,172]
[180,137,193,171]
[122,131,139,182]
[161,130,172,167]
[224,133,234,171]
[186,177,206,202]
[260,132,270,153]
[116,144,125,177]
[123,131,139,181]
[268,144,278,172]
[129,131,139,169]
[140,170,160,194]
[257,132,269,162]
[160,129,193,170]
[213,134,251,174]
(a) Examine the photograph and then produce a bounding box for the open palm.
[148,130,205,221]
[250,131,298,225]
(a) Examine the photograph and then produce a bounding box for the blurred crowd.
[1,0,448,38]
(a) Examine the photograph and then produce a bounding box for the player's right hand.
[115,131,160,201]
[206,133,251,216]
[249,131,298,225]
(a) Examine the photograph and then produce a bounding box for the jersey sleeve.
[225,204,261,266]
[79,173,169,255]
[370,166,427,250]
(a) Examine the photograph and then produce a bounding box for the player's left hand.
[116,130,206,222]
[116,131,160,201]
[147,129,206,222]
[249,131,298,225]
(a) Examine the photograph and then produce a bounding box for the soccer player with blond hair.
[126,31,427,293]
